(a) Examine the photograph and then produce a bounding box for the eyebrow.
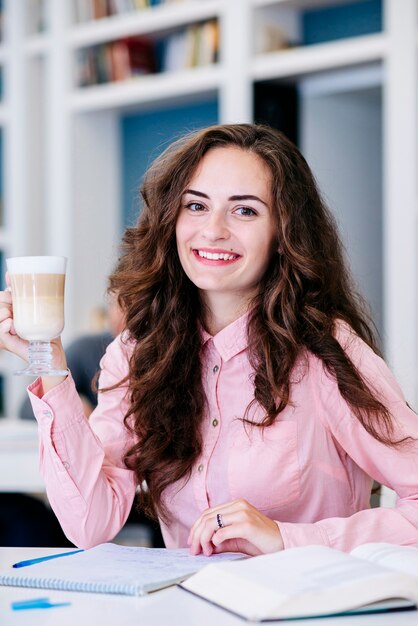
[183,189,269,207]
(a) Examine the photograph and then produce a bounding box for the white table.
[0,547,417,626]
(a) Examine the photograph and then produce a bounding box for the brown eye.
[235,207,257,217]
[187,202,205,212]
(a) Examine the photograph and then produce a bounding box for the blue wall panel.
[302,0,382,45]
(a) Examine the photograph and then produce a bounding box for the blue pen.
[11,597,71,611]
[12,549,83,568]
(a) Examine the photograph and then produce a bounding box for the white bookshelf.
[0,0,417,419]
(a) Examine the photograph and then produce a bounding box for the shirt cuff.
[276,520,331,549]
[27,373,86,433]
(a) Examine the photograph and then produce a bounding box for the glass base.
[14,365,68,377]
[14,340,68,377]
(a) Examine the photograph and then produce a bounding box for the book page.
[182,544,418,620]
[207,545,392,596]
[351,542,418,578]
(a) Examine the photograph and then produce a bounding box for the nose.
[201,210,230,242]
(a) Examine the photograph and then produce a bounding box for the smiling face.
[175,146,277,316]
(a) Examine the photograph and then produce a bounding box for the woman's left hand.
[187,499,284,556]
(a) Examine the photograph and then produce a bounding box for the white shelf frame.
[0,228,8,248]
[0,104,8,126]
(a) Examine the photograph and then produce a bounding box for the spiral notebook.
[0,543,243,596]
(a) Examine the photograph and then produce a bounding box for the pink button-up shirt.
[28,315,418,551]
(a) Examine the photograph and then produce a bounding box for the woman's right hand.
[0,285,68,393]
[0,288,29,361]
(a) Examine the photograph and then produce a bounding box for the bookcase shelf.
[251,32,386,81]
[252,0,356,8]
[69,0,222,48]
[24,33,51,57]
[0,0,417,421]
[69,63,222,113]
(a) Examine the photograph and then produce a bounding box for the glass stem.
[28,341,53,370]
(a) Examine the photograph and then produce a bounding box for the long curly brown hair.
[109,123,399,522]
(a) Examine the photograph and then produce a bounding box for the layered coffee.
[10,273,65,341]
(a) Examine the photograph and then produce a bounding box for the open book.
[180,543,418,621]
[0,543,242,596]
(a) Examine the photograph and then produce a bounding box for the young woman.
[1,124,417,555]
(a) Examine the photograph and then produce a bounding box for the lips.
[192,249,241,264]
[196,249,238,260]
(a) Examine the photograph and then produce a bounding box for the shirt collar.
[201,311,249,361]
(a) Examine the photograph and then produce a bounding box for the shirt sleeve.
[27,334,137,549]
[278,326,418,552]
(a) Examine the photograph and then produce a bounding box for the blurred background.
[0,0,416,541]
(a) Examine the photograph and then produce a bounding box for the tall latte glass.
[6,256,68,376]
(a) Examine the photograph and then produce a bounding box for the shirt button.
[197,464,204,473]
[42,410,53,418]
[63,462,70,470]
[212,419,219,427]
[213,365,219,374]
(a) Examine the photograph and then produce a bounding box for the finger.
[189,510,224,556]
[0,307,12,323]
[199,512,232,555]
[0,317,14,335]
[0,313,17,335]
[187,508,218,545]
[189,517,213,556]
[0,290,12,305]
[212,538,246,554]
[0,319,28,358]
[187,500,246,545]
[191,508,239,556]
[212,521,252,548]
[214,515,284,555]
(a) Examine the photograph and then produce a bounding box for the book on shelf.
[0,543,242,596]
[76,18,218,87]
[180,543,418,622]
[162,20,218,72]
[116,36,157,78]
[76,36,157,86]
[74,0,205,23]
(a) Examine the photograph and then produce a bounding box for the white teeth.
[197,250,238,261]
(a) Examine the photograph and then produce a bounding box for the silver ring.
[216,513,224,529]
